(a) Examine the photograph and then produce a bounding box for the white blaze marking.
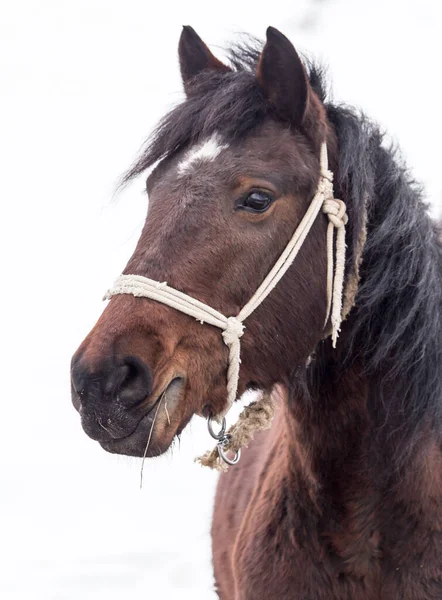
[177,133,228,175]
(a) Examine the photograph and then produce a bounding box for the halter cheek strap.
[104,142,348,468]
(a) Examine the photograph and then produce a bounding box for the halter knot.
[318,177,333,198]
[222,317,245,347]
[322,198,348,229]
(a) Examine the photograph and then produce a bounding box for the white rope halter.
[104,142,347,422]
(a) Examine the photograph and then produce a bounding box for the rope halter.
[104,141,348,465]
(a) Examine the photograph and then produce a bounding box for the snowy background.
[1,0,441,598]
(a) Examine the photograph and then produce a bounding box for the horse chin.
[99,420,173,457]
[99,377,186,458]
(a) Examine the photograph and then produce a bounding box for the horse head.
[71,27,336,458]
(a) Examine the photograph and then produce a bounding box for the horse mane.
[330,104,442,465]
[124,39,442,466]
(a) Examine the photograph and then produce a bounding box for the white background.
[1,1,441,598]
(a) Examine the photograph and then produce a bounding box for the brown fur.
[71,27,442,599]
[213,370,442,599]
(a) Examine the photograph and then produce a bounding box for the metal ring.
[218,444,241,466]
[207,416,226,440]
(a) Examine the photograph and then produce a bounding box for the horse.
[71,26,442,599]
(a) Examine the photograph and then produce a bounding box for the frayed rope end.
[195,450,229,472]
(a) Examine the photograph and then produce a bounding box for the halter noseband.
[104,142,347,469]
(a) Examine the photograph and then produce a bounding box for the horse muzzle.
[70,352,185,456]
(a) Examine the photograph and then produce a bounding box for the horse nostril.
[71,355,153,410]
[116,356,153,408]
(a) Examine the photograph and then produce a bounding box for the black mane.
[330,103,442,464]
[125,40,442,465]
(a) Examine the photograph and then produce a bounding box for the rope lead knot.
[322,198,348,229]
[222,316,245,347]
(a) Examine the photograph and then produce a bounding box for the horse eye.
[240,191,273,213]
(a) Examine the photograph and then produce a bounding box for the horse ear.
[179,26,230,94]
[257,27,309,125]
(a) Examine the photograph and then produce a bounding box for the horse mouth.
[98,377,185,458]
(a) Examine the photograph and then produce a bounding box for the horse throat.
[284,352,382,577]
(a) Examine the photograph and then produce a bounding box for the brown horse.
[71,26,442,599]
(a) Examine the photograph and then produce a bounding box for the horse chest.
[212,398,442,600]
[214,478,442,600]
[228,499,381,600]
[213,449,442,598]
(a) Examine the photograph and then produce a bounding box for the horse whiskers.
[164,401,171,426]
[139,391,167,490]
[97,416,113,436]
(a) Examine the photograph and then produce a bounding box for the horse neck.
[284,130,442,490]
[286,344,376,502]
[276,332,441,574]
[278,168,442,559]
